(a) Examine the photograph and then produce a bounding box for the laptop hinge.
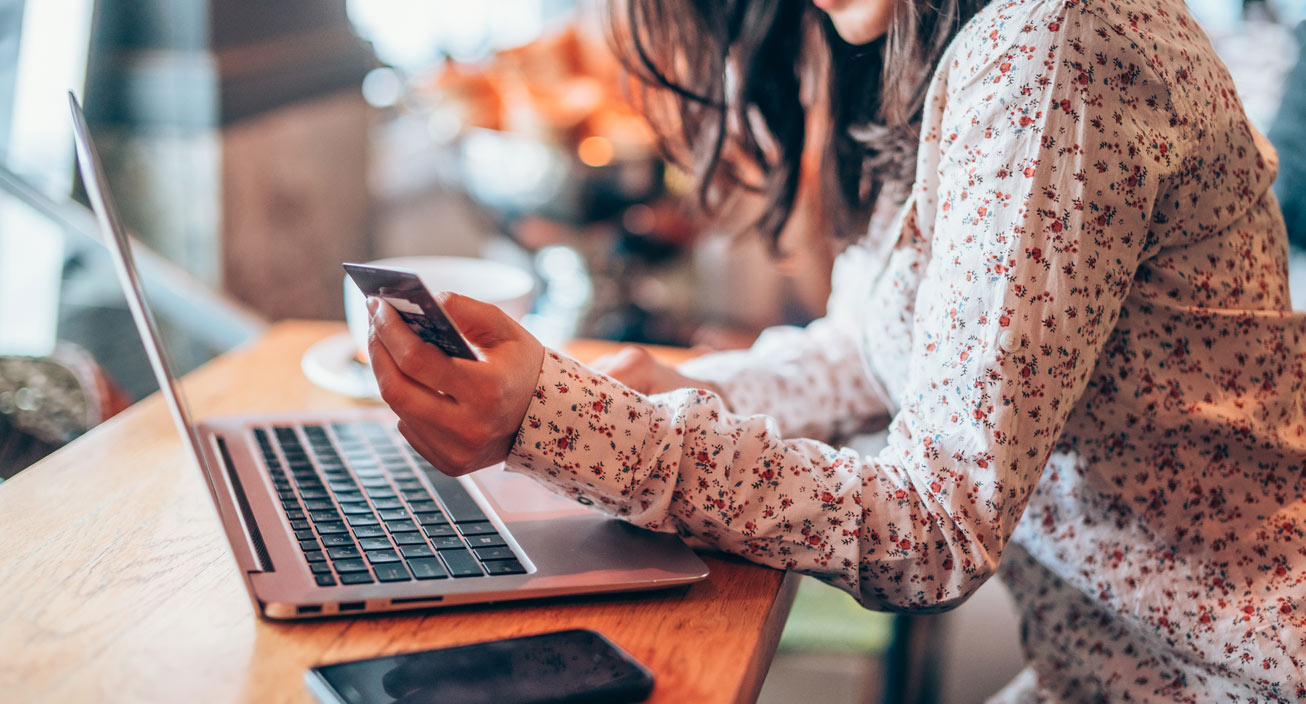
[213,436,274,573]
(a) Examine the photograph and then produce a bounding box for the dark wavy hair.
[605,0,985,246]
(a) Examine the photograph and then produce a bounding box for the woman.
[367,0,1306,699]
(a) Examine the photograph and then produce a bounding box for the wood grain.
[0,321,795,703]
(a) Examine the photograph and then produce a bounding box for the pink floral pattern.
[507,0,1306,699]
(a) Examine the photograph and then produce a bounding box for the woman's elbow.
[856,549,1001,614]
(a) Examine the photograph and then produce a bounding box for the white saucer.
[301,331,381,399]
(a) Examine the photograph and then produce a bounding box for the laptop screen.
[67,92,212,477]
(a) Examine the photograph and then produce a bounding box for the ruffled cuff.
[505,349,658,515]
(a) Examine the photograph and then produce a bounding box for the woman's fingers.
[590,346,652,391]
[368,325,456,417]
[368,299,468,398]
[435,292,521,348]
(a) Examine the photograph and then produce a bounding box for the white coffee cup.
[344,255,536,360]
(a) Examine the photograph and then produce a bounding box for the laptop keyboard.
[253,421,528,588]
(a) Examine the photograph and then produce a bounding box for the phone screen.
[307,629,654,704]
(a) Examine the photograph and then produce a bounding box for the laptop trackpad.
[471,466,599,521]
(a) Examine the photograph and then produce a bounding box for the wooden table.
[0,321,796,704]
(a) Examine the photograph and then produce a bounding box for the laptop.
[68,94,708,620]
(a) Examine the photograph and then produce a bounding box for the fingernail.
[366,297,379,315]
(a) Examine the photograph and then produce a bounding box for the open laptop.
[68,94,708,620]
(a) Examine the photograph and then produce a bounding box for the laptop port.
[390,596,444,605]
[339,601,366,612]
[296,605,323,615]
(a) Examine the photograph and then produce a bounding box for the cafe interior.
[1,0,1303,702]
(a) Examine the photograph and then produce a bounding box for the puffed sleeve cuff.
[676,326,819,418]
[505,349,661,517]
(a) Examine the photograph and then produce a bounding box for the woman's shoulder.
[943,0,1191,103]
[950,0,1177,73]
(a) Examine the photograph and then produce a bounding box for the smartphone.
[305,629,655,704]
[343,263,478,360]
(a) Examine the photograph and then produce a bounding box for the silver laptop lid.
[67,93,212,477]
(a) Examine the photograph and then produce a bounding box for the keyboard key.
[482,559,527,576]
[299,488,328,500]
[309,510,340,523]
[294,529,316,541]
[304,499,334,511]
[456,521,498,536]
[290,519,312,531]
[378,508,409,521]
[281,499,300,511]
[304,550,325,562]
[316,521,348,535]
[321,534,354,547]
[298,539,320,552]
[365,549,400,564]
[424,524,456,537]
[407,558,447,580]
[339,571,374,585]
[339,502,373,515]
[393,532,427,545]
[423,472,488,523]
[408,500,439,513]
[327,546,361,560]
[346,514,379,527]
[285,510,306,521]
[385,519,417,533]
[332,559,368,573]
[278,490,297,501]
[334,491,364,503]
[351,525,385,538]
[328,480,357,492]
[465,534,507,549]
[429,536,463,549]
[401,489,430,501]
[473,546,516,562]
[358,537,392,551]
[438,549,483,578]
[373,563,412,582]
[400,544,434,558]
[310,562,333,574]
[315,573,337,587]
[412,512,447,526]
[273,426,299,442]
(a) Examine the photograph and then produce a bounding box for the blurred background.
[0,0,1302,702]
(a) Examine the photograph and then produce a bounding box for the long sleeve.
[676,257,891,441]
[675,185,910,442]
[507,2,1169,611]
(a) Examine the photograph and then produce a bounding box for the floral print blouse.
[506,0,1306,699]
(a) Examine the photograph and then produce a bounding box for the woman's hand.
[367,293,545,476]
[590,346,726,403]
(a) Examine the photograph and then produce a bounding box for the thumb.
[435,291,520,347]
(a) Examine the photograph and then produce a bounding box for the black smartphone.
[343,262,479,360]
[304,629,655,704]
